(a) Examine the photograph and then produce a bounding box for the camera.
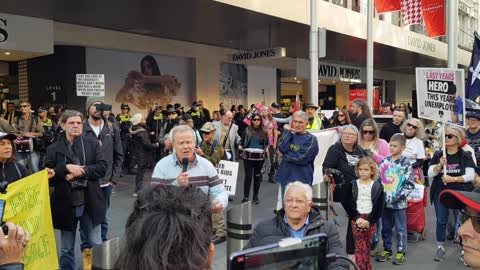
[95,103,112,112]
[70,178,88,189]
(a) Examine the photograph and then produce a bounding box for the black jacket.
[345,180,384,224]
[379,121,402,142]
[130,125,156,167]
[352,114,369,129]
[0,162,28,193]
[245,207,348,270]
[323,142,368,203]
[83,118,123,185]
[45,135,107,231]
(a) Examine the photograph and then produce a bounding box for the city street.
[59,160,469,270]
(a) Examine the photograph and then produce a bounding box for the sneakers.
[433,246,446,262]
[376,250,392,262]
[392,253,407,265]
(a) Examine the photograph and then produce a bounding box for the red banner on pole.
[421,0,445,37]
[374,0,401,13]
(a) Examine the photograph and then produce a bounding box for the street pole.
[310,0,318,106]
[367,0,374,113]
[444,0,458,177]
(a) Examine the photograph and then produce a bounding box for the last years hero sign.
[416,68,465,127]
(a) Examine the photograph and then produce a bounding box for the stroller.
[406,183,428,242]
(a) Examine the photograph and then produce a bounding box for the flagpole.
[367,0,374,113]
[310,0,319,107]
[444,0,457,179]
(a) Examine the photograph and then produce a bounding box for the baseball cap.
[200,122,216,133]
[271,102,280,109]
[440,188,480,212]
[37,107,48,113]
[0,132,17,141]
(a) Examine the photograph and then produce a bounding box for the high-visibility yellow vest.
[119,114,131,123]
[306,116,322,130]
[191,111,201,117]
[153,113,163,121]
[41,118,53,127]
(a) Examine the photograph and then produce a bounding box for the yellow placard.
[0,169,59,270]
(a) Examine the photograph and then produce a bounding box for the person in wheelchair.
[245,181,349,269]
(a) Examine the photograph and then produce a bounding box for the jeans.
[16,151,40,173]
[135,166,147,193]
[381,208,407,253]
[243,159,264,199]
[433,193,456,243]
[371,218,382,249]
[60,210,102,270]
[80,185,112,248]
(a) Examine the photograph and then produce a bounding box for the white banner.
[216,160,239,196]
[76,74,105,97]
[416,68,465,127]
[311,128,341,185]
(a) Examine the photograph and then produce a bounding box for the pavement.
[57,160,470,270]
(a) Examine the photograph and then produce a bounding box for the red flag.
[401,0,422,26]
[290,92,300,126]
[374,0,401,13]
[422,0,445,37]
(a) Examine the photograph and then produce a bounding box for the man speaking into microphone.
[151,125,228,214]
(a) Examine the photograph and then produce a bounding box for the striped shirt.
[151,154,229,208]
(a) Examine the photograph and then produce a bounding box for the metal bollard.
[226,201,252,262]
[92,238,120,270]
[312,183,329,220]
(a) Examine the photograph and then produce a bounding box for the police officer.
[116,104,132,175]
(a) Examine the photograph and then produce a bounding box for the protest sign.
[76,74,105,96]
[311,128,340,185]
[416,68,465,127]
[0,170,58,270]
[215,160,239,196]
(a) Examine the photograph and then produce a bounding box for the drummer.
[0,132,29,193]
[240,113,268,205]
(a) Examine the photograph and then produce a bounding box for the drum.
[242,148,265,160]
[16,137,34,152]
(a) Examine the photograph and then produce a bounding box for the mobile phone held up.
[0,199,8,235]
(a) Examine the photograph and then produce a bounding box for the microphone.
[182,158,189,173]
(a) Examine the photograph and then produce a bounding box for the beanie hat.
[85,96,104,112]
[131,113,143,126]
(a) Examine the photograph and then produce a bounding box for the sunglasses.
[445,134,456,139]
[338,114,345,117]
[362,130,374,135]
[20,104,30,107]
[407,123,418,129]
[252,118,261,122]
[461,210,480,233]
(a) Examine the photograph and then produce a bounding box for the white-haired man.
[246,181,348,269]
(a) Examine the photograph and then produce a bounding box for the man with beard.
[80,97,123,267]
[351,99,373,129]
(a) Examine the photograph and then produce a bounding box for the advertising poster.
[348,89,380,111]
[416,68,465,127]
[219,63,247,108]
[86,48,194,115]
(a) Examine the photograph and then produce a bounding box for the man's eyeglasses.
[407,123,418,129]
[461,210,480,233]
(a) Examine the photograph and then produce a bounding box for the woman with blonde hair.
[358,119,390,164]
[400,118,426,183]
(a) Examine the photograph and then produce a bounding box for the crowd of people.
[1,97,480,270]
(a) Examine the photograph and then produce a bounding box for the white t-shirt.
[403,137,426,164]
[356,180,374,214]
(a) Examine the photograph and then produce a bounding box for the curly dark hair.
[115,185,212,270]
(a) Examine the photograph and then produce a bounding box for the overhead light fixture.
[294,77,297,80]
[332,81,336,83]
[4,52,11,55]
[297,81,301,84]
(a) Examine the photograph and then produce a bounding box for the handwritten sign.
[76,74,105,96]
[215,160,239,196]
[416,68,465,127]
[0,170,58,270]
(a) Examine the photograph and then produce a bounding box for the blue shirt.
[284,215,310,238]
[151,153,229,208]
